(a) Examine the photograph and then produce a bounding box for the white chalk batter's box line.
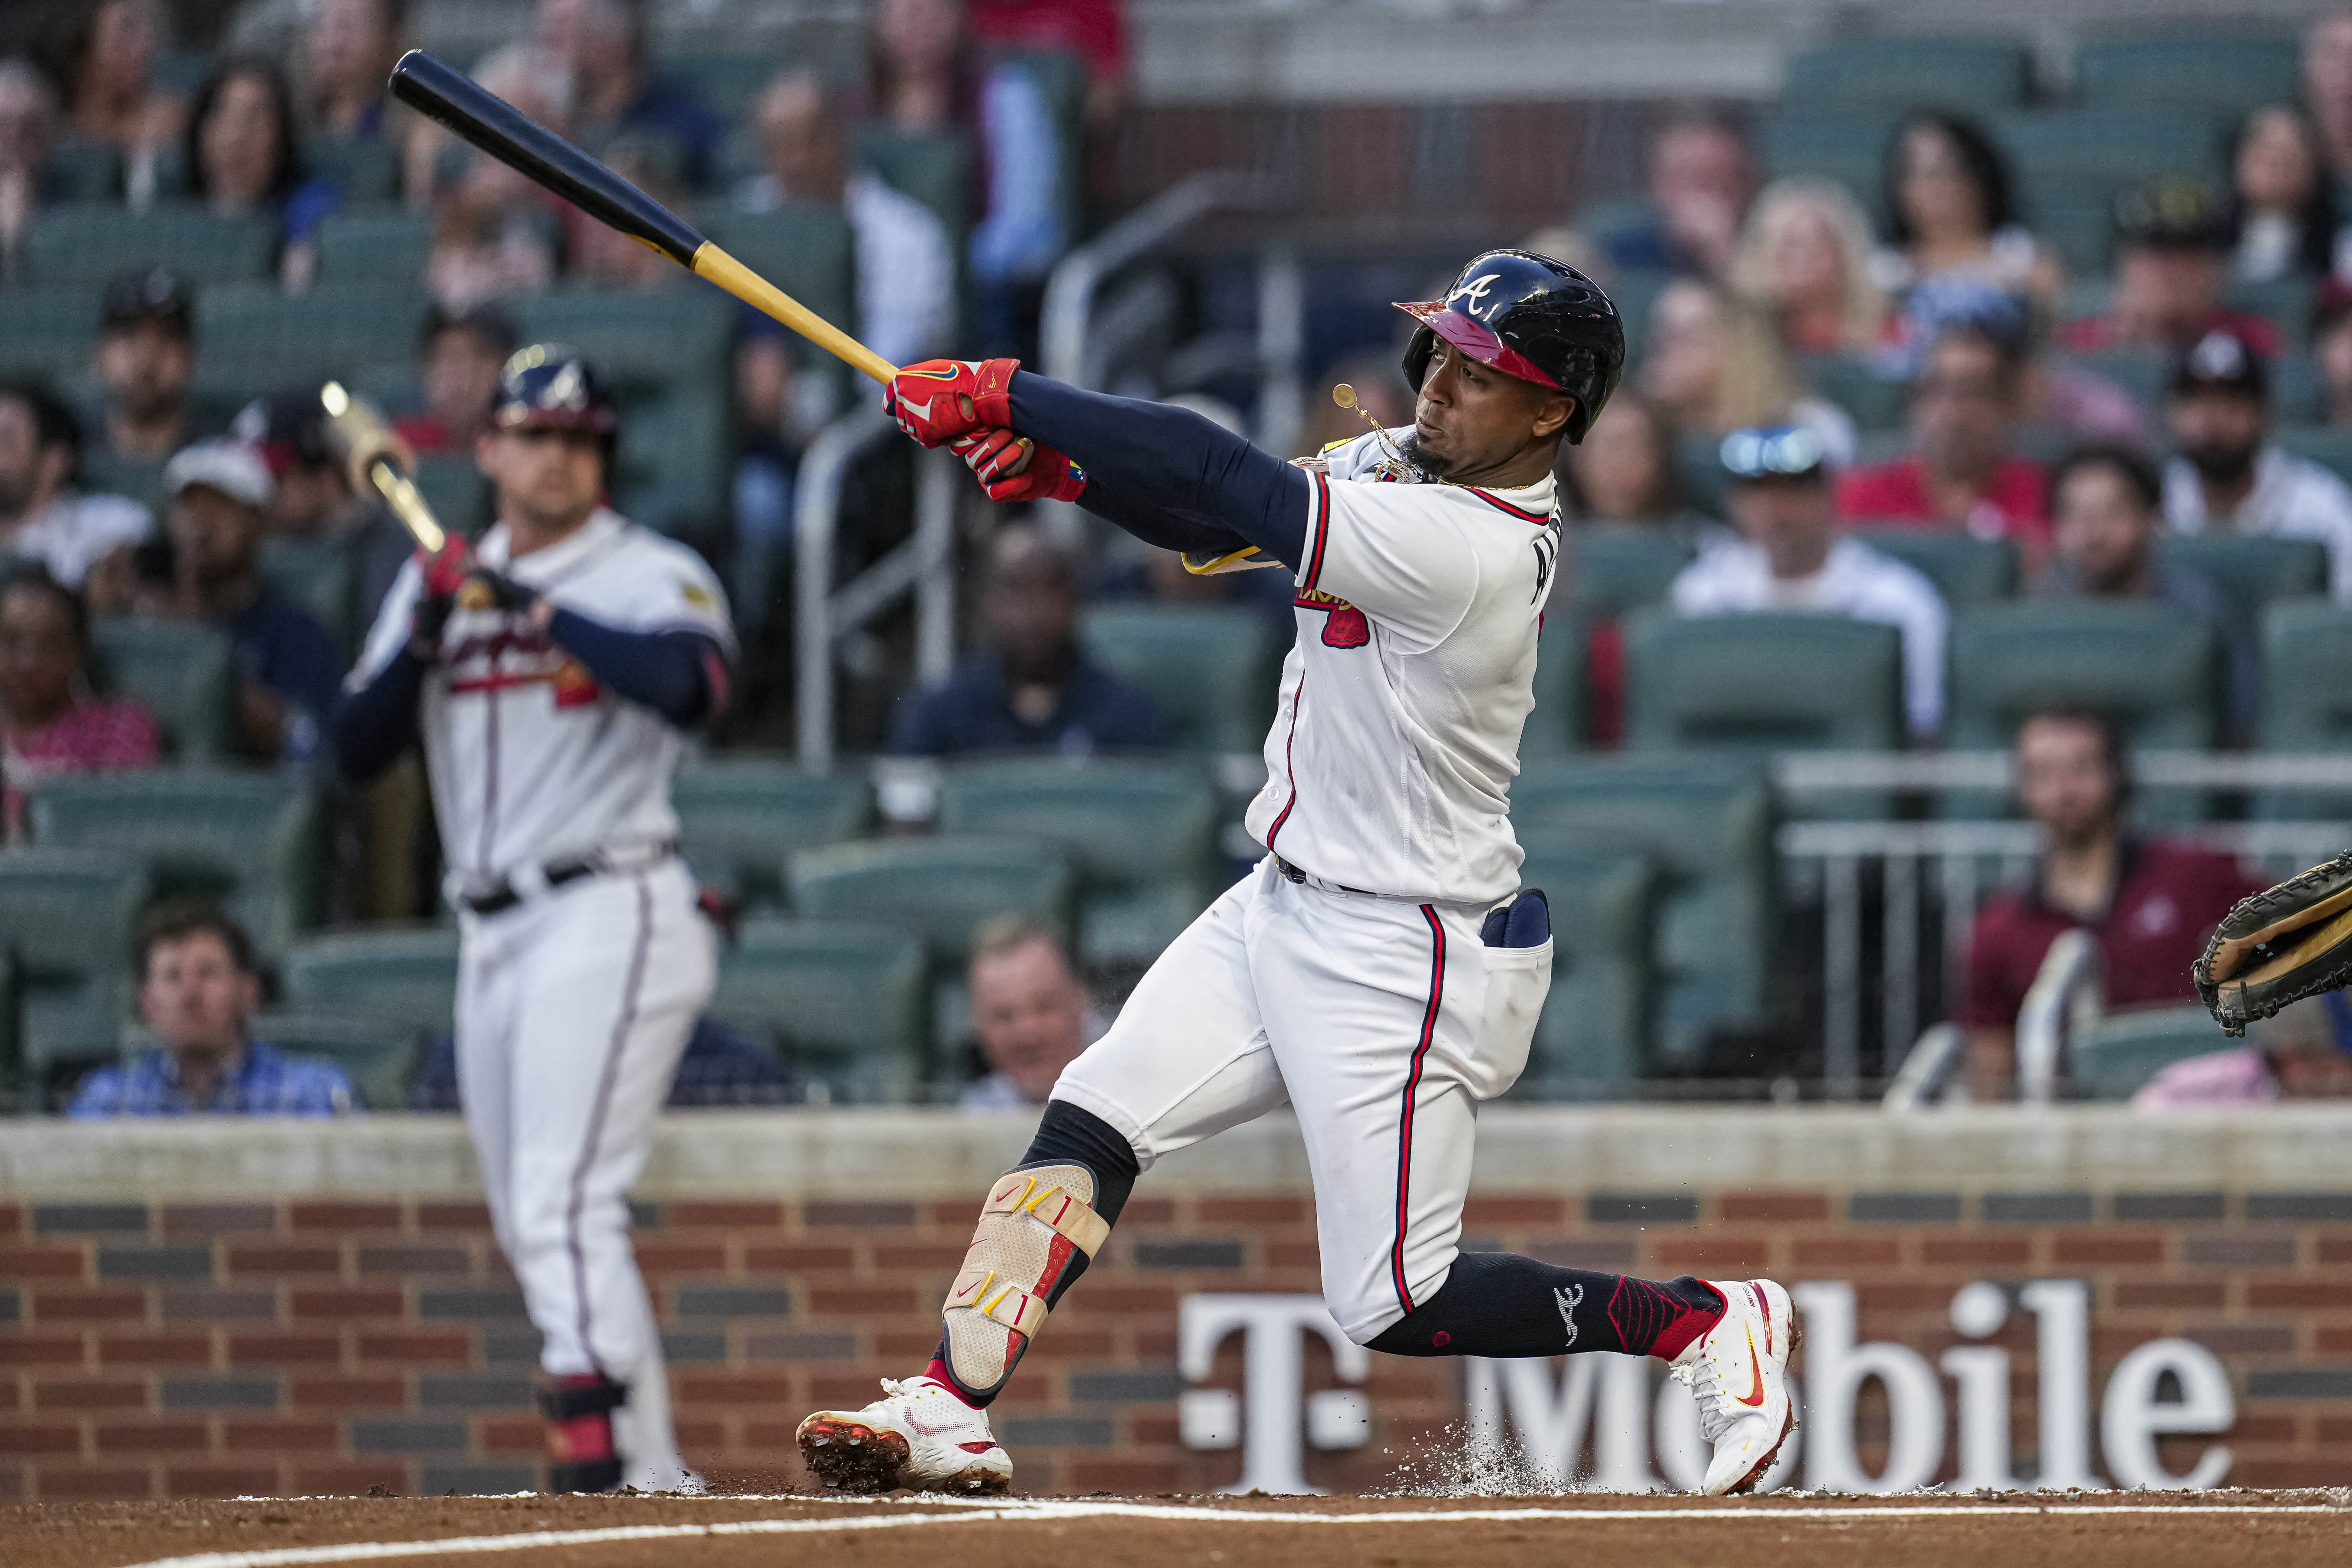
[113,1496,2352,1568]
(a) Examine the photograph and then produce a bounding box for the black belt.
[1274,855,1374,896]
[461,858,600,916]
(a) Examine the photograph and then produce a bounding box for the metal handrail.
[1040,171,1273,389]
[1775,749,2352,795]
[794,406,958,769]
[2015,928,2098,1106]
[1883,1021,1964,1111]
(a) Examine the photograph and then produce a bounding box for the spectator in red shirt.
[1959,708,2261,1101]
[0,563,157,839]
[2058,179,2282,358]
[1836,315,2049,552]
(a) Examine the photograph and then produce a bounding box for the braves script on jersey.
[350,508,735,887]
[1246,426,1560,903]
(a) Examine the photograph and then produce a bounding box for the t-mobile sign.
[1177,1282,2236,1494]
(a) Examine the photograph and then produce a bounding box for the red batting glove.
[407,537,475,657]
[886,358,1019,447]
[951,428,1088,504]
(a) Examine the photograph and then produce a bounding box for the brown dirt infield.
[8,1489,2350,1568]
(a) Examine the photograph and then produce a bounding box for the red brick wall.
[3,1183,2346,1501]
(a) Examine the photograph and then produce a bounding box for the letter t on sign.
[1179,1294,1371,1495]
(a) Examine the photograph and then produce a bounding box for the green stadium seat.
[23,204,278,287]
[1081,603,1283,754]
[300,137,401,204]
[695,205,858,399]
[2224,275,2316,345]
[312,209,434,287]
[2255,601,2352,819]
[0,288,102,376]
[261,538,356,654]
[1801,352,1909,433]
[2272,353,2325,425]
[279,926,460,1033]
[47,138,122,202]
[1512,838,1656,1097]
[1604,269,1673,363]
[197,283,425,390]
[412,458,493,537]
[653,52,787,121]
[519,286,735,381]
[241,1012,420,1109]
[1568,526,1693,618]
[1754,111,1898,226]
[79,451,167,515]
[0,849,148,1074]
[787,836,1077,966]
[1672,430,1728,519]
[27,771,323,955]
[674,761,871,908]
[1850,529,2019,607]
[2272,424,2352,485]
[1782,37,2032,110]
[936,758,1221,965]
[855,129,969,240]
[2074,31,2300,119]
[1945,602,2221,749]
[1522,607,1588,758]
[1991,111,2226,218]
[1511,755,1775,1065]
[2037,195,2122,275]
[2071,1004,2233,1100]
[90,617,238,760]
[710,919,927,1102]
[2068,346,2168,414]
[2154,535,2327,627]
[1622,609,1905,752]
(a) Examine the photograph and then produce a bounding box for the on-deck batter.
[333,346,735,1494]
[795,251,1799,1499]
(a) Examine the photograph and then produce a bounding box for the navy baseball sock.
[927,1101,1140,1407]
[1366,1253,1725,1361]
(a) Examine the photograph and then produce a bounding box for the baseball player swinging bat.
[387,50,897,387]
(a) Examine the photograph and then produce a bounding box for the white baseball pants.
[1053,857,1553,1345]
[456,856,714,1491]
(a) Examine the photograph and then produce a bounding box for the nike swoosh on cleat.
[1736,1325,1767,1407]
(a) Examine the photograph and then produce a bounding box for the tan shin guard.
[941,1165,1111,1393]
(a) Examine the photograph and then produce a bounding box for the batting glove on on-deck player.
[950,428,1088,504]
[407,538,474,657]
[886,359,1018,447]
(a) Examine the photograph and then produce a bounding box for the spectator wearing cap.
[2060,179,2283,357]
[230,389,412,630]
[394,304,517,458]
[149,440,343,764]
[1959,708,2262,1103]
[0,378,149,605]
[1835,312,2049,556]
[69,901,359,1119]
[1871,109,2060,310]
[2039,445,2257,739]
[90,268,200,465]
[0,57,59,283]
[1669,424,1949,738]
[2161,326,2352,601]
[536,0,724,191]
[2227,104,2343,283]
[1597,113,1754,282]
[0,562,157,840]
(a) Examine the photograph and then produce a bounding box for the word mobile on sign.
[1178,1282,2235,1495]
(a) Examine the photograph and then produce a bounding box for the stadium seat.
[27,771,324,955]
[787,836,1078,965]
[2073,30,2300,119]
[1782,37,2032,111]
[1522,607,1588,758]
[673,760,871,908]
[1801,353,1909,434]
[1850,529,2019,608]
[1753,110,1898,225]
[0,288,102,377]
[653,51,786,121]
[241,1012,420,1109]
[0,849,149,1075]
[301,137,401,204]
[2036,195,2122,275]
[695,206,858,400]
[2271,352,2325,425]
[1671,430,1729,518]
[518,289,735,383]
[2070,1003,2232,1100]
[79,452,167,516]
[1080,603,1284,754]
[22,205,278,288]
[2068,346,2169,415]
[1990,111,2226,219]
[936,757,1222,965]
[709,919,927,1102]
[1510,755,1776,1065]
[1944,602,2222,750]
[90,617,238,760]
[2272,425,2352,486]
[279,926,460,1033]
[1512,837,1656,1097]
[2254,601,2352,820]
[1567,526,1693,619]
[47,138,121,202]
[260,538,356,654]
[1621,609,1905,752]
[412,458,493,536]
[855,128,969,240]
[2154,535,2327,627]
[313,209,434,287]
[198,284,425,392]
[2223,275,2316,346]
[1604,269,1673,362]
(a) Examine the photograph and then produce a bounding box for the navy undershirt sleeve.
[329,648,426,784]
[1006,372,1310,568]
[546,609,726,727]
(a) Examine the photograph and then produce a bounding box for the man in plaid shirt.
[69,902,357,1118]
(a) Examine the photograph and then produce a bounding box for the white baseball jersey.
[1243,427,1559,905]
[350,508,735,890]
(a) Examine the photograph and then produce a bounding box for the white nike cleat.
[1670,1277,1799,1495]
[796,1376,1012,1495]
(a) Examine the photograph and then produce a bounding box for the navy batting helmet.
[491,343,618,443]
[1396,250,1624,444]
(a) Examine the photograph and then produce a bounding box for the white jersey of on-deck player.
[350,508,735,889]
[1242,425,1559,905]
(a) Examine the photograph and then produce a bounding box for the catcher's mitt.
[2193,851,2352,1035]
